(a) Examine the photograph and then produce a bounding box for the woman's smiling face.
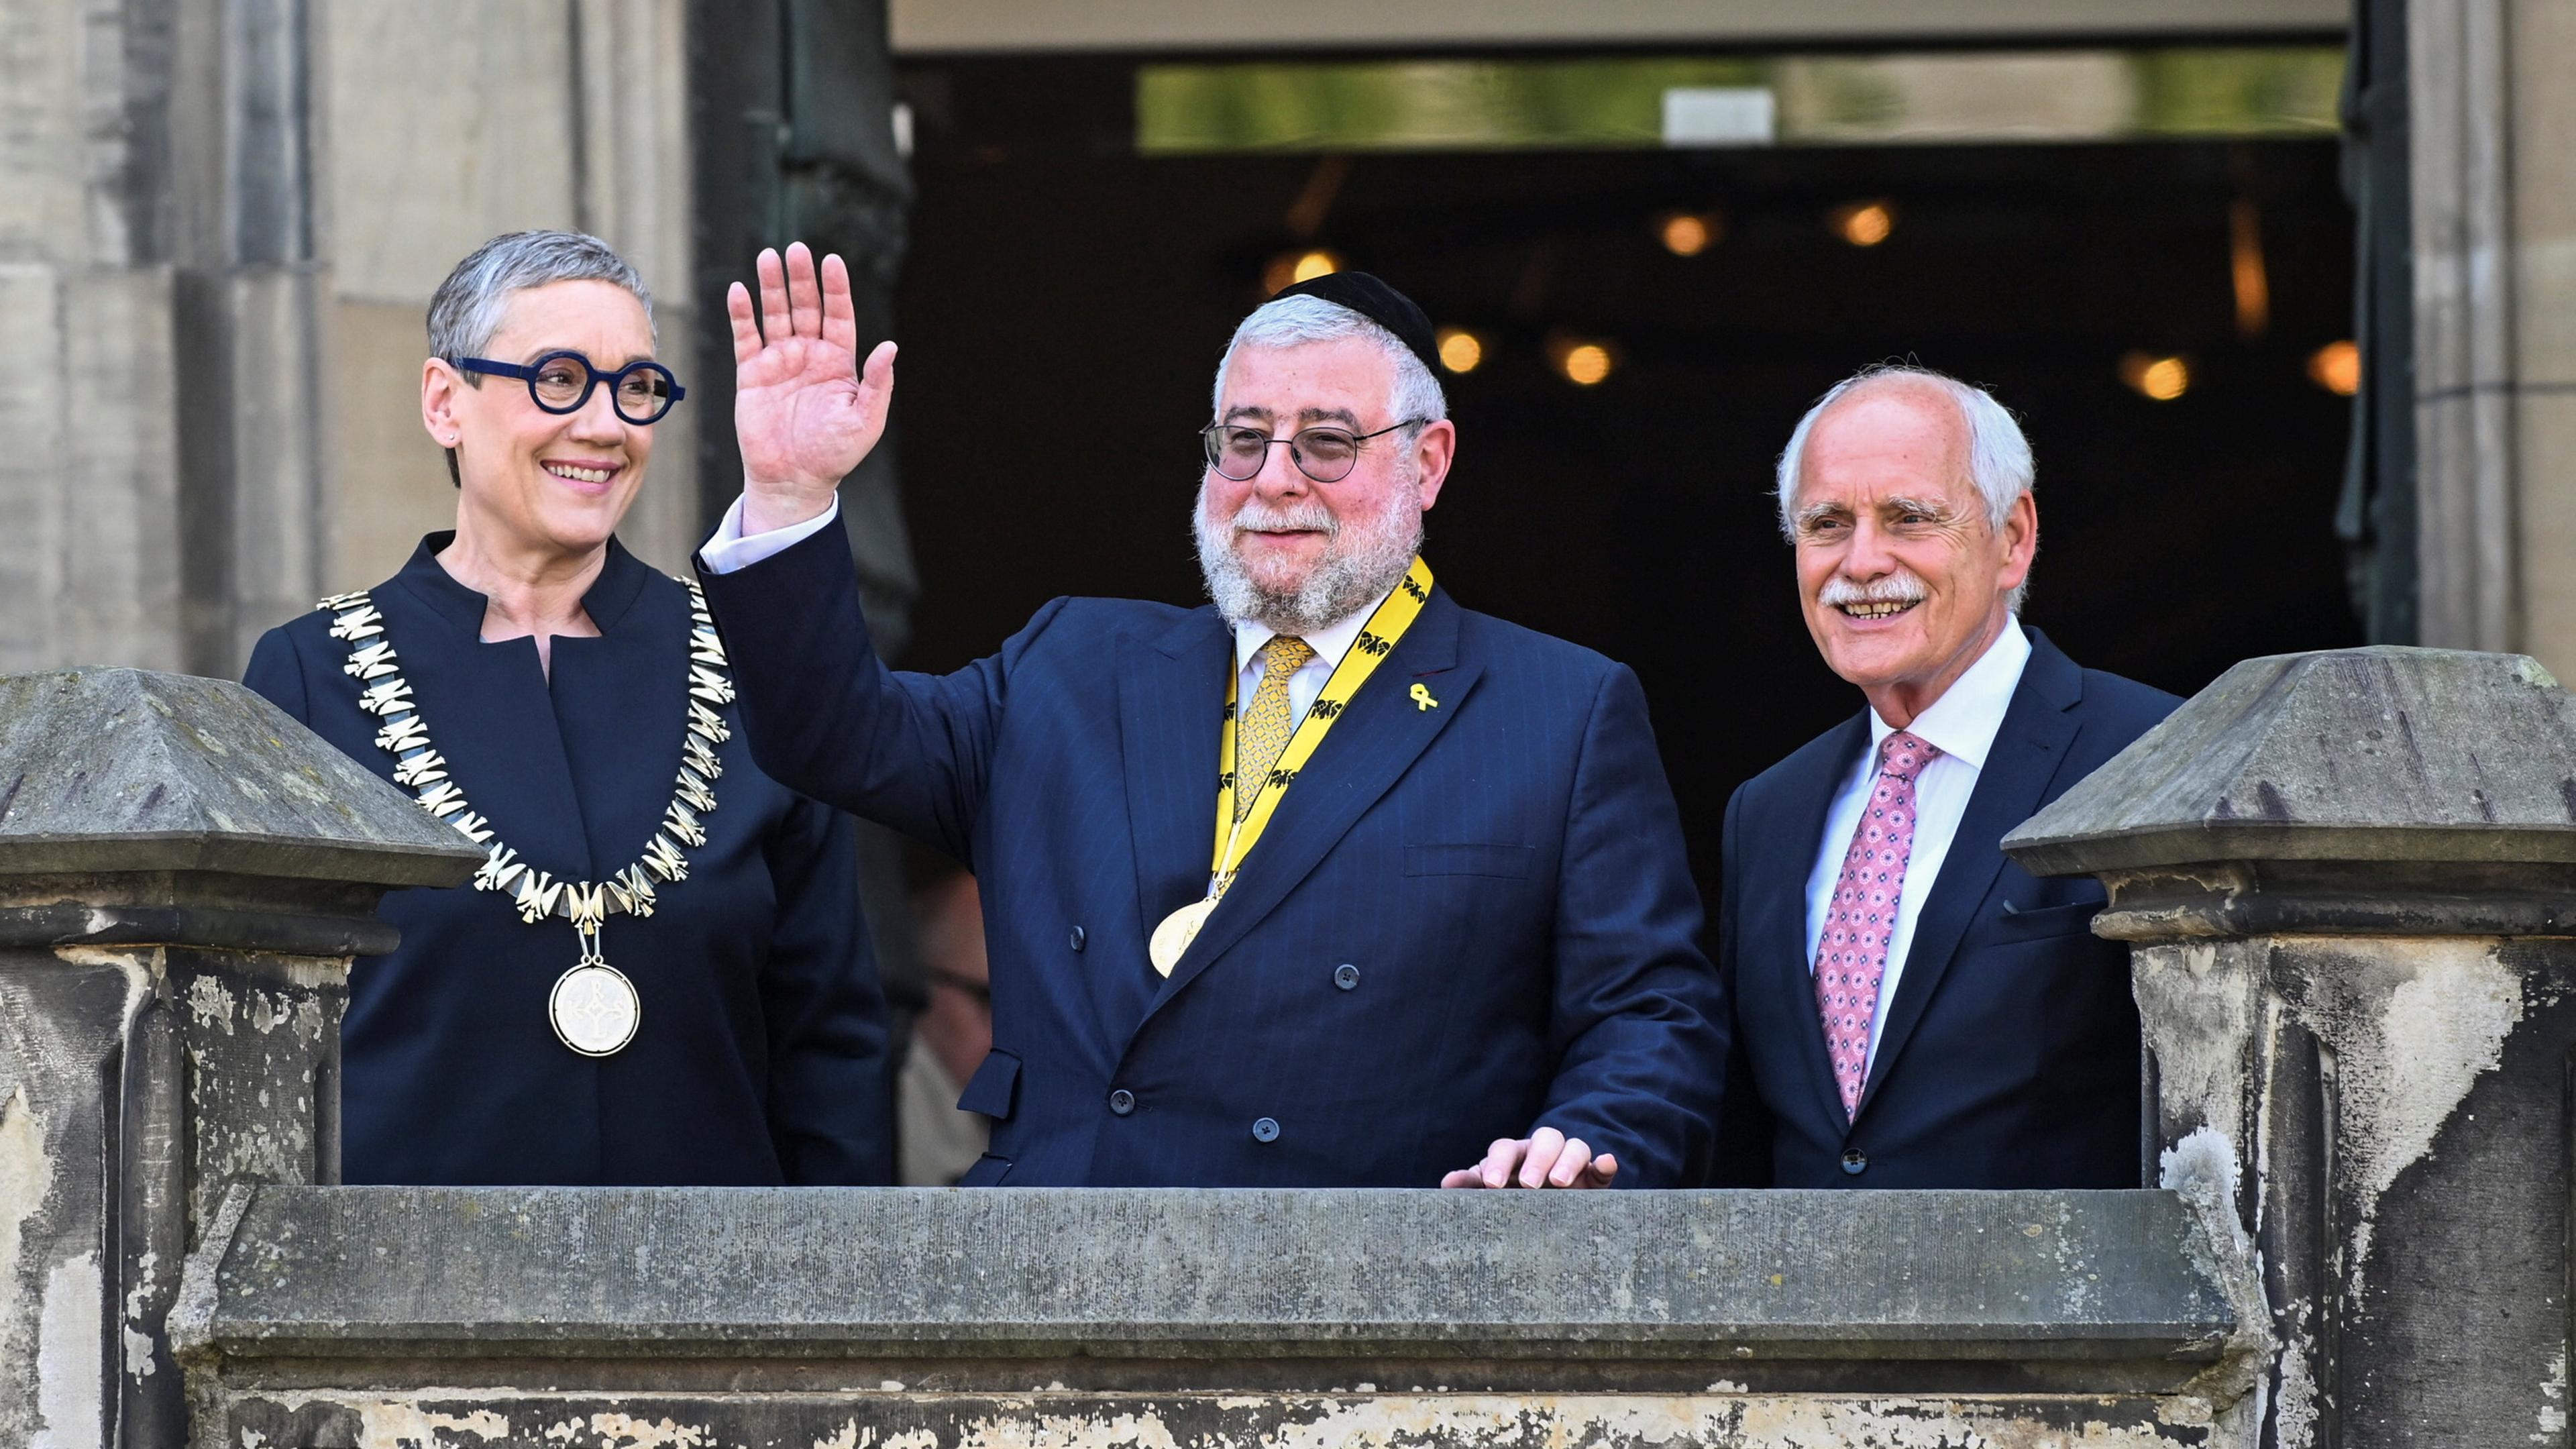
[428,279,659,559]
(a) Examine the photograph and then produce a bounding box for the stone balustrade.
[174,1184,2235,1447]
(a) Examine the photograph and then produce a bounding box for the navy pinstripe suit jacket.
[696,515,1725,1187]
[1713,631,2178,1189]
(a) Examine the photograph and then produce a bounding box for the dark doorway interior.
[890,55,2361,902]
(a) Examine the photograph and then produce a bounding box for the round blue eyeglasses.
[454,350,686,426]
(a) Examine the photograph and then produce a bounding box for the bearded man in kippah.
[694,244,1724,1188]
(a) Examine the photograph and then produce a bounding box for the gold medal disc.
[1148,898,1218,977]
[549,962,641,1057]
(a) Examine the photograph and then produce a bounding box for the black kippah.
[1271,271,1442,378]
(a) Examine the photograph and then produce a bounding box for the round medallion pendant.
[1148,898,1218,978]
[549,963,641,1057]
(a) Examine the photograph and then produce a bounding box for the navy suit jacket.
[1714,629,2178,1189]
[696,515,1724,1187]
[246,536,891,1186]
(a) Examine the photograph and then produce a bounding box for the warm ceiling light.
[2118,351,2192,402]
[1559,343,1614,387]
[1831,201,1894,247]
[1436,327,1485,374]
[1658,211,1721,257]
[2230,198,2271,339]
[1262,248,1344,294]
[1546,331,1618,387]
[2308,339,2361,396]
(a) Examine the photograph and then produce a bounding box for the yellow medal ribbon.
[1148,555,1434,975]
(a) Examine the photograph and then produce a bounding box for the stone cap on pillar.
[2006,648,2576,875]
[2003,648,2576,936]
[0,668,480,881]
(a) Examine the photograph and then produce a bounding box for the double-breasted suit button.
[1840,1148,1868,1175]
[1333,963,1360,990]
[1108,1088,1136,1116]
[1069,925,1086,951]
[1251,1116,1281,1142]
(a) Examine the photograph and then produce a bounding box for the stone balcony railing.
[7,646,2576,1449]
[174,1185,2236,1446]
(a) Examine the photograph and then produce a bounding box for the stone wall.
[2410,0,2576,676]
[0,0,700,682]
[1,0,195,676]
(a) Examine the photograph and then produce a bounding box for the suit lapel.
[1767,714,1872,1134]
[1111,609,1234,1036]
[1857,633,2086,1116]
[1135,590,1478,1029]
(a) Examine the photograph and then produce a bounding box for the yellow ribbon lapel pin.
[1409,682,1438,711]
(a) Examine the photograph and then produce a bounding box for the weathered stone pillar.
[0,669,479,1449]
[2006,645,2576,1448]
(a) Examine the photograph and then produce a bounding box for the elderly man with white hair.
[692,246,1725,1189]
[1713,364,2178,1190]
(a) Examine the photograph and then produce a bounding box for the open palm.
[731,242,896,531]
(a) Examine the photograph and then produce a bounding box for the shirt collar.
[1230,585,1391,677]
[1865,617,2032,772]
[393,531,652,637]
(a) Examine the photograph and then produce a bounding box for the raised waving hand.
[730,241,897,534]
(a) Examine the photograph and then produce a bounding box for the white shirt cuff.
[698,495,840,574]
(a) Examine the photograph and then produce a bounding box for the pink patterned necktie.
[1815,729,1941,1120]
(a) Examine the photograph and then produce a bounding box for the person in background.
[1715,364,2177,1189]
[245,229,890,1186]
[899,871,993,1185]
[692,245,1723,1189]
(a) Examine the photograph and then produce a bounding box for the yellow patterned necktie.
[1234,637,1316,821]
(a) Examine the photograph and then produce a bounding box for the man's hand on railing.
[1440,1126,1618,1189]
[729,240,897,536]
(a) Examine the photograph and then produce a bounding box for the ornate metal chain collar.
[319,579,737,1055]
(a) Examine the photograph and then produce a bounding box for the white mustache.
[1228,500,1337,538]
[1819,573,1928,606]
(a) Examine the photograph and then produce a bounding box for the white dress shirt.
[699,494,841,574]
[1228,590,1385,728]
[894,1040,987,1187]
[1802,619,2033,1069]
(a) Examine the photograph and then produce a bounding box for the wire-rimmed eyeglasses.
[455,350,687,426]
[1199,418,1427,484]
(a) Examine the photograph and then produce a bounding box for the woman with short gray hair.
[245,229,890,1185]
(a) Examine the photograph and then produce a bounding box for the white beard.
[1193,478,1424,635]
